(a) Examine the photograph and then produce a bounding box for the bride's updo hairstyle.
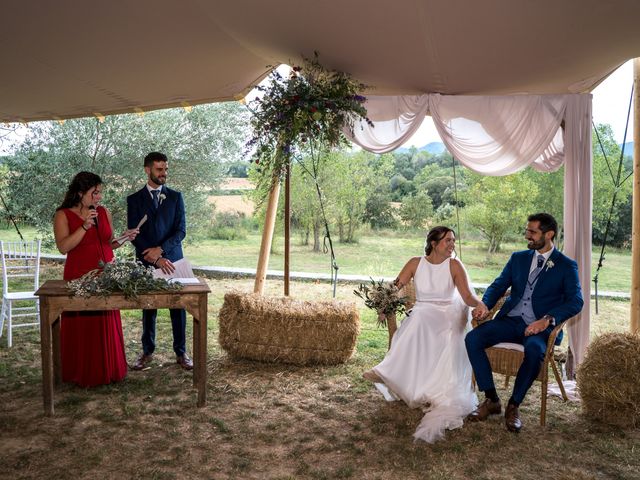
[424,226,455,256]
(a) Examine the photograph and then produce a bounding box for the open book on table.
[152,258,200,284]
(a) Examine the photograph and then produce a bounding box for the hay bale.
[218,291,360,365]
[577,332,640,427]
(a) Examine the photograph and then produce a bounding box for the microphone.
[88,205,99,227]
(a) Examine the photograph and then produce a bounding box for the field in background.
[0,226,632,293]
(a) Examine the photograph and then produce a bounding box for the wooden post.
[631,58,640,334]
[254,177,281,295]
[284,163,291,296]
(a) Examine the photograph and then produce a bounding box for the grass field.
[0,265,637,479]
[0,225,632,292]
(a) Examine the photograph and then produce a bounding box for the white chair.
[1,239,41,347]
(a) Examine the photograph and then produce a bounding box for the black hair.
[424,226,455,255]
[144,151,168,168]
[528,212,558,240]
[57,171,102,210]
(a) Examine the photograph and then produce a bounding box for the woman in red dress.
[53,172,138,387]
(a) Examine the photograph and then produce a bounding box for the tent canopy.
[2,0,640,123]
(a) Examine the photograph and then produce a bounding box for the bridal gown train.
[372,256,478,443]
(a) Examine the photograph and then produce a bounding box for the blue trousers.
[141,308,187,356]
[465,316,551,404]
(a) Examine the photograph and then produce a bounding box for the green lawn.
[1,226,632,293]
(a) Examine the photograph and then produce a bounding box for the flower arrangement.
[67,259,182,299]
[159,193,166,205]
[545,259,555,271]
[354,278,408,327]
[246,53,372,186]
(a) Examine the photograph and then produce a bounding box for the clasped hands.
[471,301,550,336]
[143,246,175,275]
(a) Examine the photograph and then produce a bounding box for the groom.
[465,212,583,432]
[128,151,193,371]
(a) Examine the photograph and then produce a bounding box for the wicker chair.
[473,294,569,426]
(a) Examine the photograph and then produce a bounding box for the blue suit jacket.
[482,248,584,343]
[127,185,186,266]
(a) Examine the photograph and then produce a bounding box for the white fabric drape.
[348,93,592,366]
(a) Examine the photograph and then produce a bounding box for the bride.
[363,226,487,443]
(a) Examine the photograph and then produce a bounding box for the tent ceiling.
[2,0,640,123]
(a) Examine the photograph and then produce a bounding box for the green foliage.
[399,191,434,230]
[246,54,370,186]
[208,211,254,240]
[3,103,248,243]
[67,259,181,299]
[591,124,633,247]
[463,173,538,253]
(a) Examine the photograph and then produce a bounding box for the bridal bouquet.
[354,278,408,327]
[68,259,182,299]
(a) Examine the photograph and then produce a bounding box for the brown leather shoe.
[131,353,153,371]
[467,398,502,422]
[176,354,194,371]
[505,404,523,432]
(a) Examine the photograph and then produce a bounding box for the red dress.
[60,207,128,387]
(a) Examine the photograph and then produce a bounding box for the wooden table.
[35,279,210,416]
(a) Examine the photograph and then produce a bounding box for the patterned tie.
[528,255,545,286]
[151,190,160,209]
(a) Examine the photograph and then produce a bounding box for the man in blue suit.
[465,213,583,432]
[127,151,193,371]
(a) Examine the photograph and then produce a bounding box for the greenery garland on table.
[246,52,372,186]
[67,259,182,299]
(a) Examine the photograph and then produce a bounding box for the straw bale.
[577,332,640,427]
[218,291,360,365]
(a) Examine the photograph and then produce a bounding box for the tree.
[4,103,249,243]
[399,191,434,230]
[591,123,633,247]
[463,173,538,253]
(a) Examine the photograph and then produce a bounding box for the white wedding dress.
[371,256,478,443]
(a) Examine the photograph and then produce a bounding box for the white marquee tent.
[3,0,640,365]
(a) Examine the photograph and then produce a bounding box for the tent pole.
[254,177,281,295]
[284,163,291,296]
[631,58,640,334]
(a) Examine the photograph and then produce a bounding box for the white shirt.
[146,185,162,199]
[528,246,554,275]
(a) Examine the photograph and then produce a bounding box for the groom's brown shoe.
[505,404,522,433]
[467,398,502,422]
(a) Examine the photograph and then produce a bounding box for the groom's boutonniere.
[545,260,555,271]
[159,193,166,206]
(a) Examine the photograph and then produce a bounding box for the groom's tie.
[527,255,545,286]
[151,190,159,209]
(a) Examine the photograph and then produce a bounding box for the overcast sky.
[402,60,635,148]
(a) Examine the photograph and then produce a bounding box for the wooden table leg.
[192,310,200,386]
[40,299,54,416]
[53,315,62,385]
[196,295,207,407]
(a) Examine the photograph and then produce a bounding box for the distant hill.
[395,142,446,154]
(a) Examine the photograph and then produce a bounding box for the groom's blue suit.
[128,185,187,356]
[465,248,583,404]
